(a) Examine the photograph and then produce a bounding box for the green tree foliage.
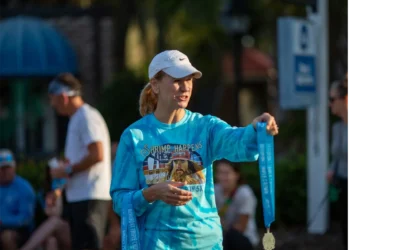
[239,151,307,228]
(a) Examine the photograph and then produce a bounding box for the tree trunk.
[114,0,136,72]
[155,0,166,52]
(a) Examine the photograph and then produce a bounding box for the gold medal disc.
[262,231,275,250]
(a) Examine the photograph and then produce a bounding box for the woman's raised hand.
[252,112,279,136]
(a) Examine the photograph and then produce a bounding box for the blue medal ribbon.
[257,122,275,228]
[121,191,141,250]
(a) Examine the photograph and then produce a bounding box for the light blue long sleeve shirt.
[0,175,35,229]
[110,110,259,250]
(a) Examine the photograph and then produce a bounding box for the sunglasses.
[329,96,341,103]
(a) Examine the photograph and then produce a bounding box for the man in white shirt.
[48,73,111,250]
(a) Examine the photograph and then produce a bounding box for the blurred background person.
[214,159,259,250]
[103,141,121,250]
[111,142,119,167]
[20,165,70,250]
[327,75,348,250]
[48,73,112,250]
[0,149,35,250]
[102,205,121,250]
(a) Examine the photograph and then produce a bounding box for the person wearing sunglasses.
[327,75,348,250]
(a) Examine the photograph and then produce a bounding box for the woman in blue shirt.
[110,50,279,250]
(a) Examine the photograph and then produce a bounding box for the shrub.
[240,151,307,229]
[16,159,47,191]
[274,152,307,226]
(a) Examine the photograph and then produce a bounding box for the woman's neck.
[222,184,238,196]
[341,109,348,124]
[154,107,186,124]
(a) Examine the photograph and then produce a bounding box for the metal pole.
[306,0,329,234]
[349,72,353,184]
[12,79,26,155]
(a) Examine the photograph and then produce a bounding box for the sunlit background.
[0,0,347,249]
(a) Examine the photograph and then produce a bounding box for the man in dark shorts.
[48,73,112,250]
[62,199,109,249]
[0,149,35,250]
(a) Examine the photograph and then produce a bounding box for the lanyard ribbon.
[121,191,141,250]
[257,122,275,228]
[218,188,237,218]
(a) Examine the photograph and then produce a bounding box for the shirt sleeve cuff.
[132,188,153,215]
[244,124,257,144]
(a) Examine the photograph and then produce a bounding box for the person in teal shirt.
[110,50,279,250]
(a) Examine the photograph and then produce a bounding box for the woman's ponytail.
[139,82,158,117]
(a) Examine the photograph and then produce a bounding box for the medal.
[262,228,276,250]
[257,123,276,250]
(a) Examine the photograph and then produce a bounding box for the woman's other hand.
[143,181,193,206]
[252,113,279,136]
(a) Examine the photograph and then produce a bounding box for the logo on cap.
[0,149,16,168]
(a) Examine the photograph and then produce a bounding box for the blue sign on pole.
[278,17,317,109]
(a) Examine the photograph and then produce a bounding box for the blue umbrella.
[0,16,78,153]
[0,16,78,76]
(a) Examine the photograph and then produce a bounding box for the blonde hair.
[139,71,165,116]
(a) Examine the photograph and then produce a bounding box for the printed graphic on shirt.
[141,143,205,185]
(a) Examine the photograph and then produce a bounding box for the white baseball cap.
[0,149,16,168]
[148,50,202,80]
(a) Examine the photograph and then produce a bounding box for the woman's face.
[153,73,193,110]
[216,162,239,190]
[329,87,347,116]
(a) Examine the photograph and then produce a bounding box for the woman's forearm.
[232,214,250,233]
[112,189,154,217]
[142,185,159,202]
